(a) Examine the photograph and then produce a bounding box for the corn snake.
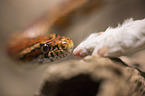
[6,16,74,64]
[7,33,73,64]
[5,0,89,64]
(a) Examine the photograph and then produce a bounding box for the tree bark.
[34,56,145,96]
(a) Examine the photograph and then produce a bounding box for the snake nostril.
[43,46,48,52]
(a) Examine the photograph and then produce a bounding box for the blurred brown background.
[0,0,145,96]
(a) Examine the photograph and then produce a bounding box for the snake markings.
[7,34,74,64]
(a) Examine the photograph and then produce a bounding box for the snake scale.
[7,33,73,64]
[5,0,87,64]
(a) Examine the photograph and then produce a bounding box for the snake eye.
[41,44,49,53]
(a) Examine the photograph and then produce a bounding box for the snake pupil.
[43,46,47,52]
[44,53,49,58]
[41,44,49,53]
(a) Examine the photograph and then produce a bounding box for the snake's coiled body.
[7,34,74,64]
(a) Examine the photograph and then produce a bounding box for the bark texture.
[35,56,145,96]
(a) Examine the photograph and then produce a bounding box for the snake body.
[7,34,74,64]
[6,0,79,64]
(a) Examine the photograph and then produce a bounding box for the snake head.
[7,33,74,64]
[39,35,74,63]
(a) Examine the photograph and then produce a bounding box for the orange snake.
[7,33,73,64]
[5,0,87,64]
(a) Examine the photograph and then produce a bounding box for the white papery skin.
[73,18,145,57]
